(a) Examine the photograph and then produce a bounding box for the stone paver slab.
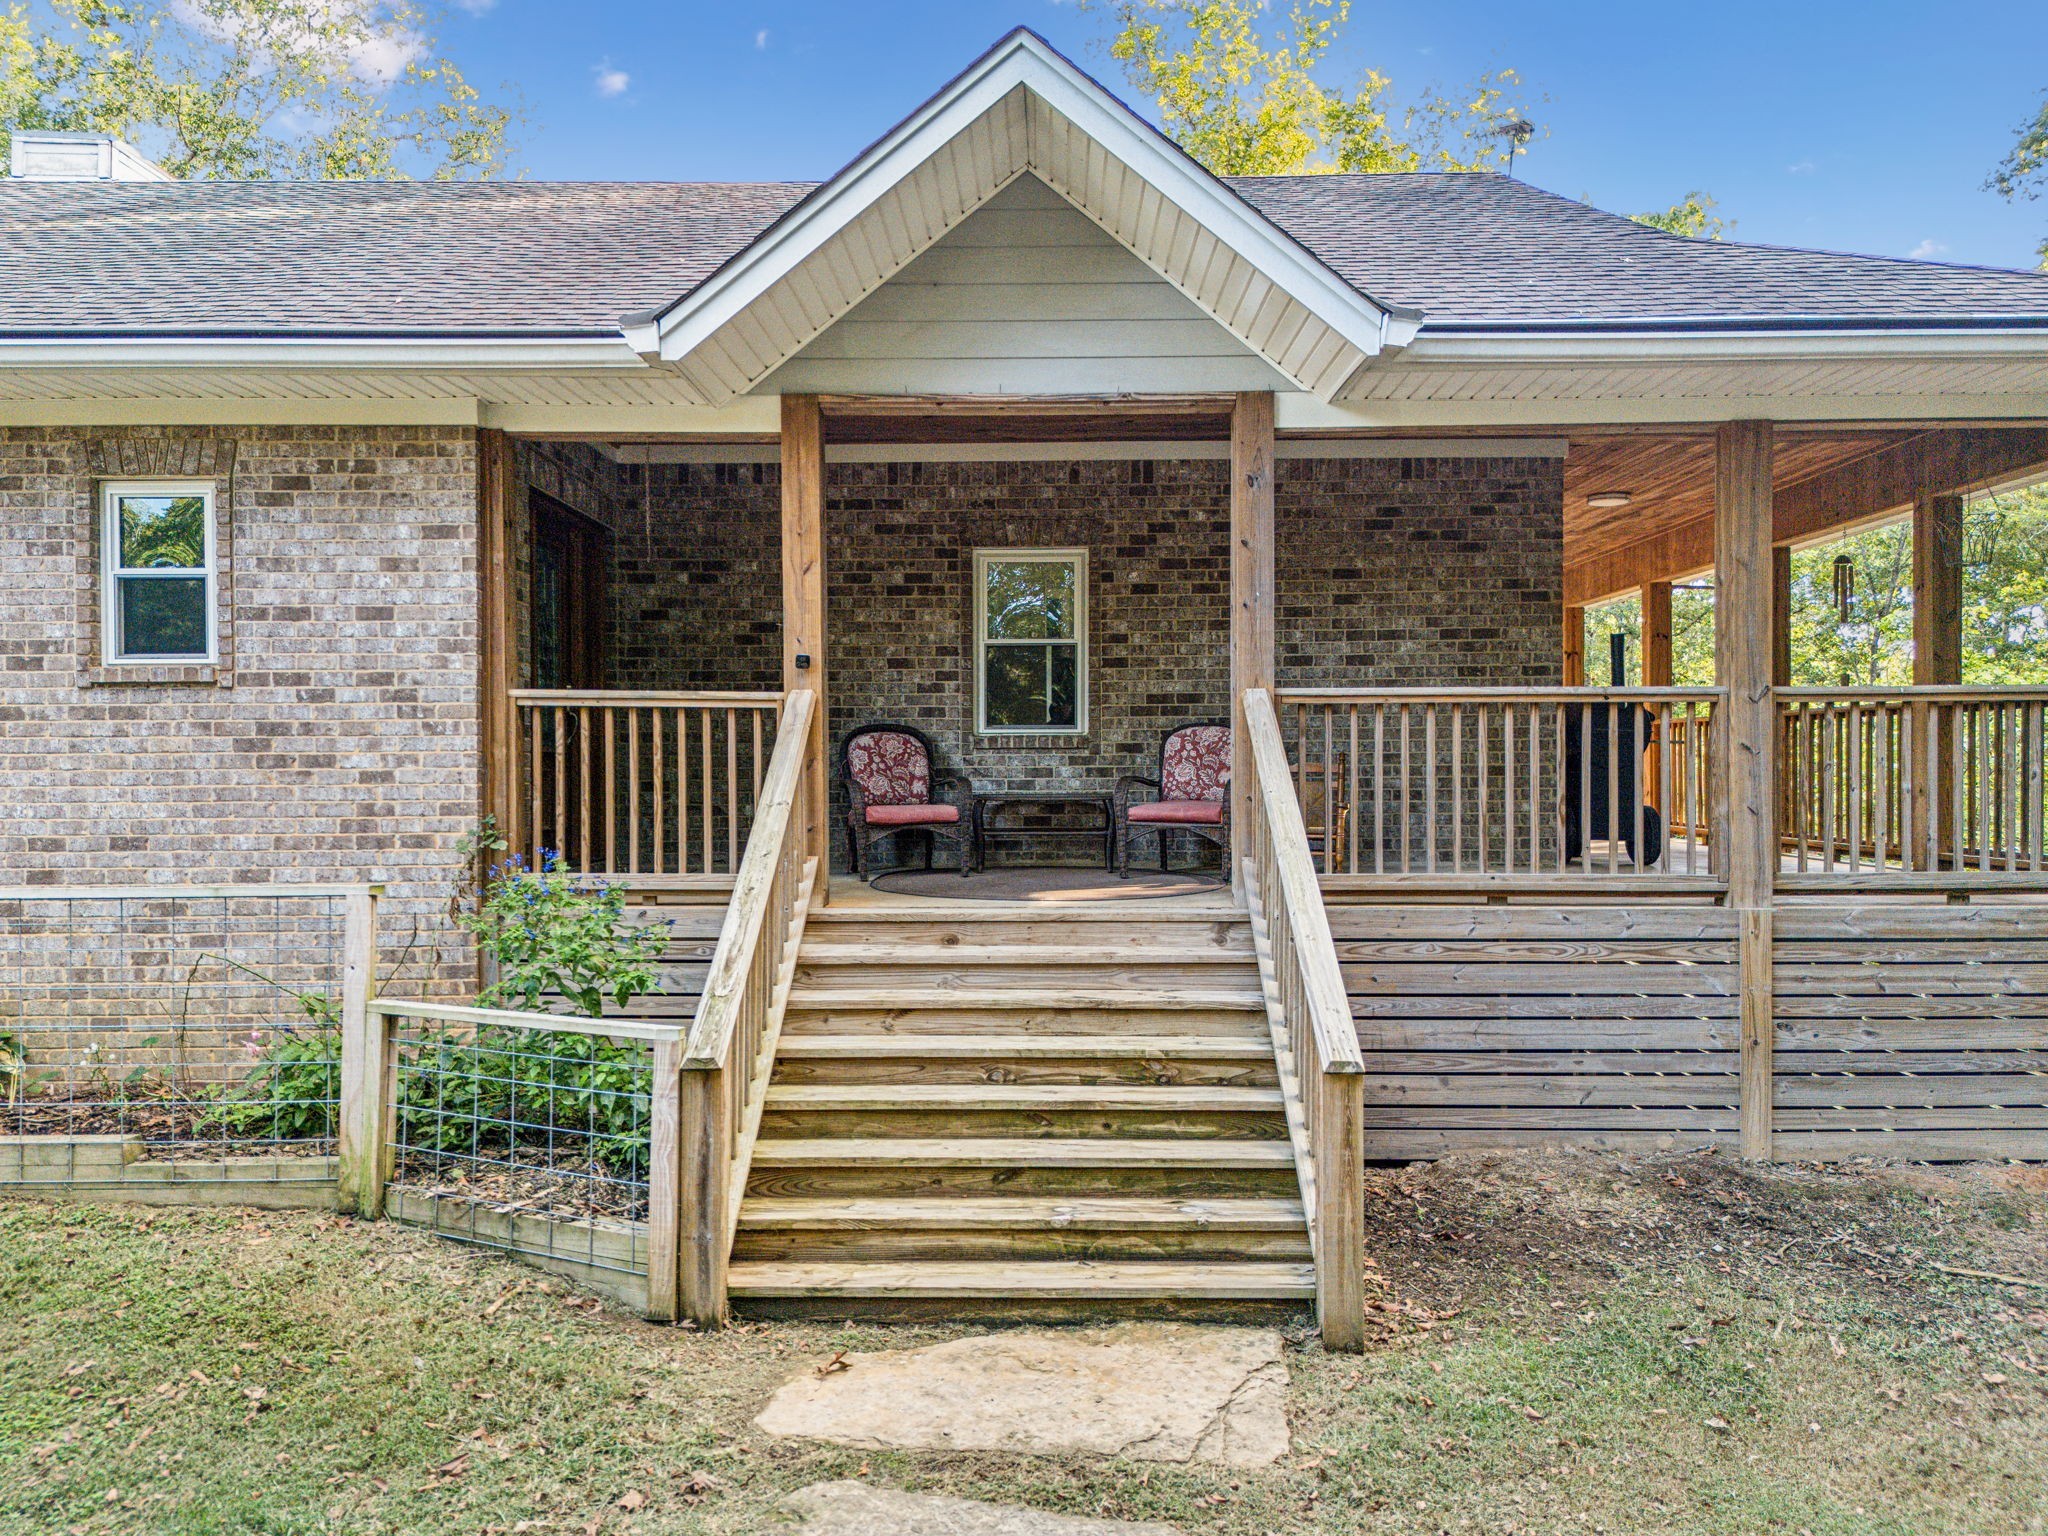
[754,1323,1288,1466]
[774,1480,1185,1534]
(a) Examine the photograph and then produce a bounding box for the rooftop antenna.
[1492,118,1535,178]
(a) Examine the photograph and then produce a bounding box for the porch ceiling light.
[1585,490,1633,510]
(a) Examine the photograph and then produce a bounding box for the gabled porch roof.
[619,28,1419,406]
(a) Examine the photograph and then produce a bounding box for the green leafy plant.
[396,851,671,1177]
[0,1028,22,1104]
[196,1024,339,1142]
[457,851,666,1017]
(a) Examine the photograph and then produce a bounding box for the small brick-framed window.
[100,480,217,665]
[974,547,1088,736]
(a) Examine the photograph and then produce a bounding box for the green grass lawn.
[2,1151,2044,1535]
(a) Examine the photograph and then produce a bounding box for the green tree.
[1,0,513,180]
[1989,90,2048,266]
[1633,190,1730,239]
[1088,0,1538,176]
[1584,487,2048,689]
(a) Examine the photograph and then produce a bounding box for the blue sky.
[444,1,2048,272]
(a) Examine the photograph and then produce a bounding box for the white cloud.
[1908,238,1950,260]
[593,63,631,98]
[452,0,497,11]
[755,28,770,48]
[1786,158,1816,175]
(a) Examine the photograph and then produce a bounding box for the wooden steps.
[728,904,1312,1319]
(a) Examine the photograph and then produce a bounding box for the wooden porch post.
[1230,391,1276,895]
[1562,605,1585,685]
[1715,420,1776,1161]
[1770,546,1793,688]
[478,428,519,844]
[1912,492,1964,867]
[781,394,830,899]
[1643,580,1673,809]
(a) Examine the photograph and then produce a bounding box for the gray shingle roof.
[3,170,2046,338]
[1228,173,2048,328]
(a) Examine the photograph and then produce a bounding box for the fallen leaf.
[614,1490,647,1511]
[814,1351,850,1378]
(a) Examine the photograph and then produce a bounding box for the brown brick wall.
[591,452,1561,871]
[0,424,482,991]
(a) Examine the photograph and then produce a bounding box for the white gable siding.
[758,176,1292,396]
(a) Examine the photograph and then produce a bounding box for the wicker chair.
[1116,721,1231,878]
[839,723,975,880]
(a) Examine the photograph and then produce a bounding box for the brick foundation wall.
[0,424,482,992]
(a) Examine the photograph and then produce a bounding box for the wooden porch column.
[1912,492,1964,867]
[1562,604,1585,685]
[1913,493,1964,686]
[1230,391,1276,893]
[781,394,829,897]
[1770,546,1793,688]
[478,428,519,842]
[1714,420,1776,1161]
[1643,580,1673,808]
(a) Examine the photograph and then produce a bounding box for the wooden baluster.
[1502,704,1517,874]
[1633,701,1647,874]
[527,709,543,867]
[603,708,618,875]
[1873,703,1890,871]
[1976,703,1993,872]
[2023,700,2039,872]
[1372,703,1386,876]
[1399,706,1412,873]
[1531,705,1543,875]
[2004,702,2020,872]
[1424,705,1439,874]
[1605,700,1620,876]
[727,708,741,873]
[1450,703,1463,873]
[628,710,642,874]
[1321,703,1335,876]
[578,705,592,874]
[652,707,666,876]
[702,707,715,878]
[1346,703,1360,876]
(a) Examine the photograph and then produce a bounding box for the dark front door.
[530,493,604,690]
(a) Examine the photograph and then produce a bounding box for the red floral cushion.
[1127,799,1225,825]
[1160,725,1231,802]
[865,803,961,827]
[847,729,931,806]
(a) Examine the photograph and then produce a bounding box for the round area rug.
[869,866,1223,901]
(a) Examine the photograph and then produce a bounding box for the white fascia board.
[641,29,1399,394]
[484,398,781,435]
[627,435,1566,465]
[1279,392,2048,430]
[641,51,1035,365]
[1389,327,2048,367]
[0,335,653,374]
[0,397,484,427]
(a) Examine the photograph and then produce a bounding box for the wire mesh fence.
[1,887,367,1180]
[376,1003,672,1281]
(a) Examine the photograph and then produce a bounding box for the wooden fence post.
[335,887,385,1217]
[678,1064,732,1327]
[1739,908,1774,1161]
[644,1037,683,1323]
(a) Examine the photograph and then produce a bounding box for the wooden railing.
[675,687,820,1326]
[508,691,785,884]
[1241,688,1366,1351]
[1778,687,2048,887]
[1275,688,1725,891]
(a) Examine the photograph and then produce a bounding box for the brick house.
[5,30,2048,1339]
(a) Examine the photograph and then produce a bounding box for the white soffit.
[624,29,1412,406]
[601,437,1567,465]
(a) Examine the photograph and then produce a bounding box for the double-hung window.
[974,548,1087,735]
[101,481,216,664]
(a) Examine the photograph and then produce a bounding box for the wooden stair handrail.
[676,687,819,1327]
[686,687,814,1070]
[1241,687,1367,1352]
[1244,689,1363,1075]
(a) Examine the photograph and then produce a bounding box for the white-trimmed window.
[101,481,217,664]
[974,548,1087,735]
